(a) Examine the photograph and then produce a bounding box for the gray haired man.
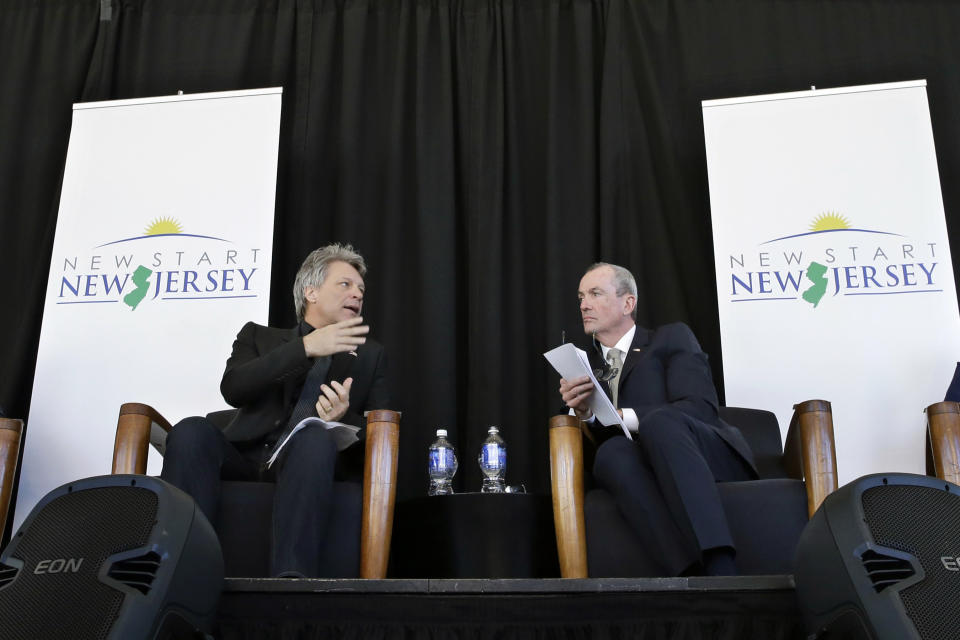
[559,262,756,575]
[161,243,390,578]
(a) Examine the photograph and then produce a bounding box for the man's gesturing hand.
[316,378,353,422]
[559,375,594,420]
[303,317,369,358]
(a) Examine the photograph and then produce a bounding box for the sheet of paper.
[265,417,360,468]
[543,343,630,439]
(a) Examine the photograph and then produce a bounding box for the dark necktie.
[607,348,623,408]
[262,356,331,466]
[285,356,332,431]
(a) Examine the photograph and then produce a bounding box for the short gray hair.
[293,243,367,320]
[586,262,637,319]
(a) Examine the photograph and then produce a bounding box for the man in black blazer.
[559,262,756,575]
[161,243,390,578]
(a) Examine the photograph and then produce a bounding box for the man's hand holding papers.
[544,343,631,439]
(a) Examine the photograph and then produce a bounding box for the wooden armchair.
[549,399,838,578]
[0,417,24,538]
[111,403,400,578]
[926,401,960,485]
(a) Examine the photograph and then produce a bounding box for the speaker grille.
[862,484,960,640]
[0,485,158,640]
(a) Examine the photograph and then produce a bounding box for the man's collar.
[298,319,315,337]
[599,324,636,359]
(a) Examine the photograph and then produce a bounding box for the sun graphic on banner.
[809,212,851,232]
[144,217,184,235]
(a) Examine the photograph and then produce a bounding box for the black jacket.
[218,321,390,443]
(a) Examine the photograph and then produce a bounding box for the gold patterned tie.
[607,348,623,407]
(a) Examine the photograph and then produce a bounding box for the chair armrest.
[926,401,960,484]
[112,403,172,475]
[783,399,837,517]
[549,414,588,578]
[360,409,400,579]
[0,418,23,535]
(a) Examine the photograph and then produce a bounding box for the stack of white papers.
[266,418,360,468]
[543,343,631,439]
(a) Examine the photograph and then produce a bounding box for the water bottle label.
[429,447,455,471]
[482,443,505,469]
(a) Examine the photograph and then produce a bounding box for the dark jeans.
[593,406,755,576]
[160,416,340,577]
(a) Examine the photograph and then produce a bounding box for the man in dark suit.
[161,243,390,578]
[559,262,756,576]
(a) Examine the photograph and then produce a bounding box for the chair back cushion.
[584,478,808,576]
[719,406,787,479]
[717,478,808,574]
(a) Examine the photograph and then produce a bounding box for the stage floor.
[218,575,804,639]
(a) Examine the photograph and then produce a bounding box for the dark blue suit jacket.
[589,322,757,478]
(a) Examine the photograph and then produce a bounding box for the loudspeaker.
[0,474,223,639]
[795,473,960,639]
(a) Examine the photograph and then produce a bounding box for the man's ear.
[623,294,637,317]
[304,286,317,305]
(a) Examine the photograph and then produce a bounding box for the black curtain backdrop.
[2,0,960,508]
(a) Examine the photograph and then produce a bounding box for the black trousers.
[160,416,342,578]
[593,406,755,576]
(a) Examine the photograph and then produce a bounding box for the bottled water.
[478,426,506,493]
[428,429,457,496]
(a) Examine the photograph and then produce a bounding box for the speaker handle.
[927,401,960,485]
[0,418,23,535]
[784,399,838,518]
[113,403,172,474]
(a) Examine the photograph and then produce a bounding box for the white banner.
[703,80,960,485]
[15,88,281,528]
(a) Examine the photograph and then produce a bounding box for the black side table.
[389,493,560,578]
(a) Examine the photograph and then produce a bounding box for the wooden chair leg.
[0,418,24,535]
[549,415,588,578]
[927,401,960,485]
[785,399,838,518]
[360,409,400,579]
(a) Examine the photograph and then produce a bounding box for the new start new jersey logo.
[56,217,263,310]
[727,213,942,308]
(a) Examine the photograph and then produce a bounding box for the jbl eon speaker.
[0,475,223,639]
[795,473,960,640]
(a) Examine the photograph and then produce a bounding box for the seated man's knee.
[593,435,639,480]
[165,416,223,457]
[634,406,691,447]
